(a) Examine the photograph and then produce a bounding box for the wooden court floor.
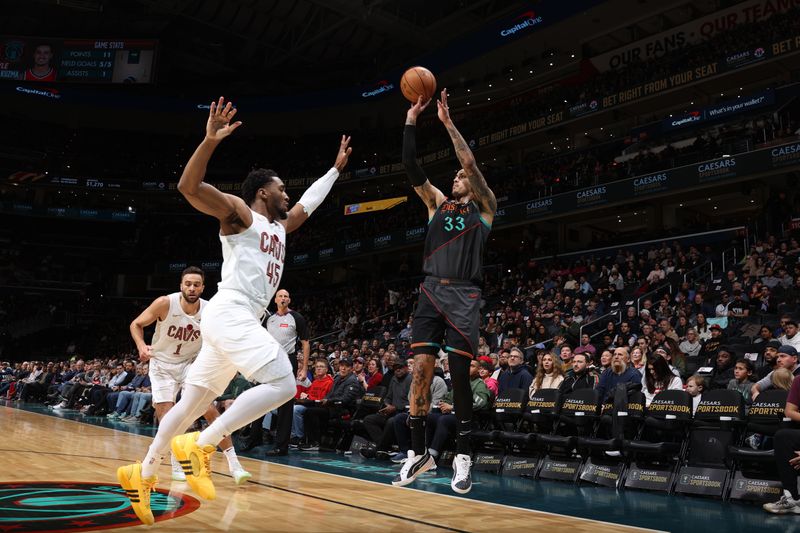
[0,406,657,532]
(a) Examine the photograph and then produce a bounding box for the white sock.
[140,385,219,479]
[170,453,182,471]
[223,446,242,471]
[197,375,295,448]
[429,448,439,458]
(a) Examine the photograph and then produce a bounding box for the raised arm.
[436,88,497,223]
[129,296,170,362]
[282,135,351,234]
[404,96,445,218]
[177,96,252,234]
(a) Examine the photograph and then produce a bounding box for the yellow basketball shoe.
[117,463,158,526]
[171,431,216,500]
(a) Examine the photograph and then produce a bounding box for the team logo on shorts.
[0,481,199,531]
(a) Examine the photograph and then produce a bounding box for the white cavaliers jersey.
[151,292,206,364]
[217,209,286,313]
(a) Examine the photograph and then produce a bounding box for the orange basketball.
[400,66,437,103]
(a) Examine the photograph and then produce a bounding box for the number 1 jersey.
[151,292,206,363]
[217,209,286,313]
[422,200,490,285]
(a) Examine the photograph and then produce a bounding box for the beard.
[182,293,199,303]
[612,361,625,373]
[499,361,509,369]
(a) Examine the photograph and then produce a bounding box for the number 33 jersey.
[151,292,207,363]
[217,209,286,313]
[423,200,491,285]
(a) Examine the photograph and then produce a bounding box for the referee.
[264,289,310,456]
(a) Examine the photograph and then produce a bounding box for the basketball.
[400,66,437,103]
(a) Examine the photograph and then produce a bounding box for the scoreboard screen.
[0,36,157,83]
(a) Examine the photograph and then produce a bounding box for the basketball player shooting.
[117,97,351,525]
[393,89,496,494]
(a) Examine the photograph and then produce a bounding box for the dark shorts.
[411,277,481,358]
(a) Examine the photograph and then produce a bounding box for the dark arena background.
[2,0,800,531]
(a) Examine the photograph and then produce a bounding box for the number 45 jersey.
[151,293,207,363]
[423,199,491,285]
[217,209,286,314]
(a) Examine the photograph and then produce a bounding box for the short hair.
[687,374,706,390]
[241,168,278,205]
[182,266,204,281]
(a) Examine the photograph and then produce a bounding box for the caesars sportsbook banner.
[275,140,800,267]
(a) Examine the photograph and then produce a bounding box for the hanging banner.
[344,196,407,216]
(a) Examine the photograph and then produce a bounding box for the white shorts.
[149,358,191,404]
[184,290,292,396]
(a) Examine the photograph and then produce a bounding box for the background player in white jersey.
[129,266,251,485]
[118,97,351,525]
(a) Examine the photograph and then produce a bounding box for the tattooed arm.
[436,88,497,225]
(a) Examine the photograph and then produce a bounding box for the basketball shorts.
[185,290,292,396]
[149,358,191,404]
[411,277,481,359]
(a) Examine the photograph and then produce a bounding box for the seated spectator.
[596,349,612,372]
[642,355,683,407]
[358,357,383,390]
[559,353,599,394]
[679,328,702,358]
[18,362,56,402]
[107,363,149,419]
[291,359,334,448]
[727,359,755,405]
[772,367,794,391]
[529,353,564,397]
[685,375,705,414]
[708,347,737,390]
[300,358,364,451]
[360,356,412,457]
[779,320,800,351]
[752,345,800,400]
[498,348,533,394]
[493,350,511,378]
[762,369,800,514]
[699,324,725,363]
[557,344,574,372]
[630,347,646,372]
[574,334,596,360]
[595,347,641,404]
[477,356,499,398]
[757,340,782,380]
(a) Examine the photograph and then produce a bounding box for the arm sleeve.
[402,125,428,187]
[292,312,309,341]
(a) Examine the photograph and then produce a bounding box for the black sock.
[448,353,473,456]
[409,415,427,455]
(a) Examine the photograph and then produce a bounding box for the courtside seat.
[727,389,789,462]
[500,388,561,446]
[578,391,646,453]
[537,389,600,449]
[471,388,527,448]
[624,390,693,454]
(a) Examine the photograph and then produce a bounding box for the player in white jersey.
[129,266,251,485]
[118,96,352,525]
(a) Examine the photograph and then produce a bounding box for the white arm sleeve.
[297,167,339,216]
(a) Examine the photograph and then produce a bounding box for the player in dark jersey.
[392,89,497,493]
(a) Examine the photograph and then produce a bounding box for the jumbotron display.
[0,35,157,83]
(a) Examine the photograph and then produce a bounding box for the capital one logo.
[362,80,394,98]
[500,11,543,37]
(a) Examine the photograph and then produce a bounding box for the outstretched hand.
[436,88,452,125]
[205,96,242,142]
[333,135,352,172]
[406,95,431,124]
